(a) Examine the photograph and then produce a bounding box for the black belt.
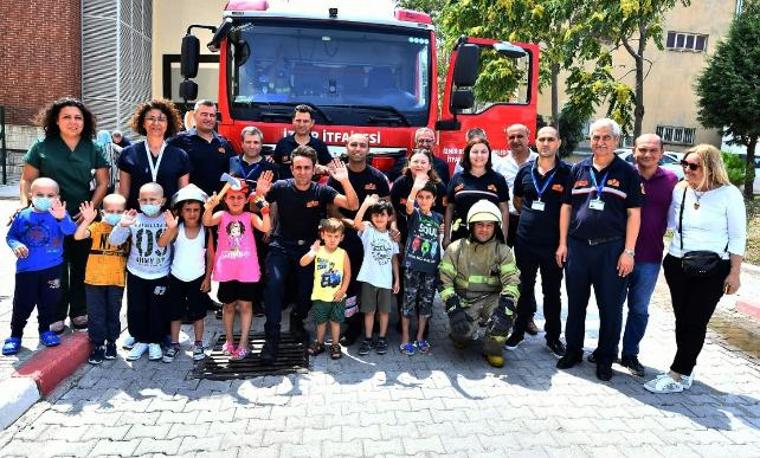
[586,236,623,246]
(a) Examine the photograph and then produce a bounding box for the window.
[666,31,708,52]
[656,125,696,145]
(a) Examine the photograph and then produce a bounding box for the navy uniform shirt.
[266,179,338,243]
[327,165,390,220]
[447,169,510,224]
[273,134,332,179]
[229,155,280,190]
[168,128,236,195]
[117,142,192,210]
[513,159,572,246]
[563,155,643,241]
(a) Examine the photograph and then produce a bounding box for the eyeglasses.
[417,138,434,144]
[680,160,701,171]
[146,116,168,124]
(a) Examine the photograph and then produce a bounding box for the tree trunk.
[551,63,560,128]
[745,136,757,199]
[633,26,647,139]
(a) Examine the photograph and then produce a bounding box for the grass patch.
[746,197,760,266]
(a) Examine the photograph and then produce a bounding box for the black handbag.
[678,187,724,277]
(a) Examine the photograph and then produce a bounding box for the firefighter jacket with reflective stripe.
[438,238,520,304]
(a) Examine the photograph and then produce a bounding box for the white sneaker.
[126,342,148,361]
[148,343,163,361]
[682,371,695,390]
[122,335,136,350]
[644,373,684,394]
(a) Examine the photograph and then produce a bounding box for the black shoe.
[375,337,388,355]
[88,346,105,365]
[546,339,567,357]
[104,342,117,360]
[557,352,582,369]
[620,355,646,377]
[357,338,373,356]
[525,319,539,336]
[503,333,524,350]
[261,340,278,365]
[596,363,613,381]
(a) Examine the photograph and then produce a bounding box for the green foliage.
[697,2,760,197]
[557,104,586,157]
[722,152,747,186]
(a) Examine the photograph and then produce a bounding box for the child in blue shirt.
[3,177,76,355]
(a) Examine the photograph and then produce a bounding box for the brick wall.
[0,1,82,126]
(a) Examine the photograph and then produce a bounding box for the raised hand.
[50,198,67,220]
[205,192,221,211]
[364,194,380,206]
[256,170,274,196]
[310,239,321,252]
[12,244,29,259]
[163,210,179,229]
[412,174,429,192]
[79,201,97,223]
[120,209,138,227]
[328,158,349,181]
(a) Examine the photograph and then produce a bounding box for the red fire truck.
[179,0,539,176]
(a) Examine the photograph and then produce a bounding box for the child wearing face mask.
[108,182,172,362]
[3,177,76,356]
[74,194,129,365]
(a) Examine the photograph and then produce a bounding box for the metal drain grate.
[193,333,309,380]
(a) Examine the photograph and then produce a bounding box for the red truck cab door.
[436,37,539,175]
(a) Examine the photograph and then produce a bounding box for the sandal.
[330,343,342,360]
[222,341,237,355]
[308,341,325,356]
[3,337,21,356]
[39,331,61,347]
[230,346,249,361]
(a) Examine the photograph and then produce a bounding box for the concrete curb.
[0,332,90,430]
[737,299,760,320]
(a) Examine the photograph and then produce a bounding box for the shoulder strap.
[678,186,687,251]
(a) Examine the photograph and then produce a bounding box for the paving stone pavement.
[1,200,759,457]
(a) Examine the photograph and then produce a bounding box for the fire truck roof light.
[394,8,432,25]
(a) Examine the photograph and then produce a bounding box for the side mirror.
[179,80,198,101]
[453,44,480,87]
[181,33,200,79]
[451,89,474,111]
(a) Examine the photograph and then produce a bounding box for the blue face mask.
[140,204,161,217]
[102,212,122,226]
[32,196,52,212]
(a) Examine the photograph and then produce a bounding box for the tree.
[696,1,760,198]
[593,0,691,138]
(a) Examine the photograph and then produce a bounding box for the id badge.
[531,200,546,212]
[588,199,605,211]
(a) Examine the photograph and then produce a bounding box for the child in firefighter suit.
[438,199,520,368]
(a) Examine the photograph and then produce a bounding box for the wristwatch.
[624,249,635,258]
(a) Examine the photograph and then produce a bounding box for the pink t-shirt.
[212,211,260,282]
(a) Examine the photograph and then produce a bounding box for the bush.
[721,152,745,186]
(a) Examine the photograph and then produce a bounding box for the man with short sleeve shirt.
[618,134,678,376]
[555,119,642,381]
[167,100,236,195]
[273,104,332,179]
[263,145,359,364]
[505,126,572,356]
[327,134,390,344]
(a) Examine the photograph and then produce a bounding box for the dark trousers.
[126,272,168,344]
[663,254,730,376]
[56,236,90,321]
[565,238,627,365]
[513,239,563,341]
[506,213,519,248]
[86,285,124,345]
[11,265,63,337]
[264,241,314,340]
[341,230,364,339]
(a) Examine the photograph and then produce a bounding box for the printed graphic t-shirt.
[403,208,443,274]
[85,221,128,287]
[311,246,347,302]
[356,224,399,290]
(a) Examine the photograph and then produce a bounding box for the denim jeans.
[621,261,661,358]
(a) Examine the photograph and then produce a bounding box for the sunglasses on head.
[680,160,701,171]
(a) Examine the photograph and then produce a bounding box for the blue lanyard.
[588,166,609,200]
[531,163,556,201]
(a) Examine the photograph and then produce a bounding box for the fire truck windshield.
[227,20,431,126]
